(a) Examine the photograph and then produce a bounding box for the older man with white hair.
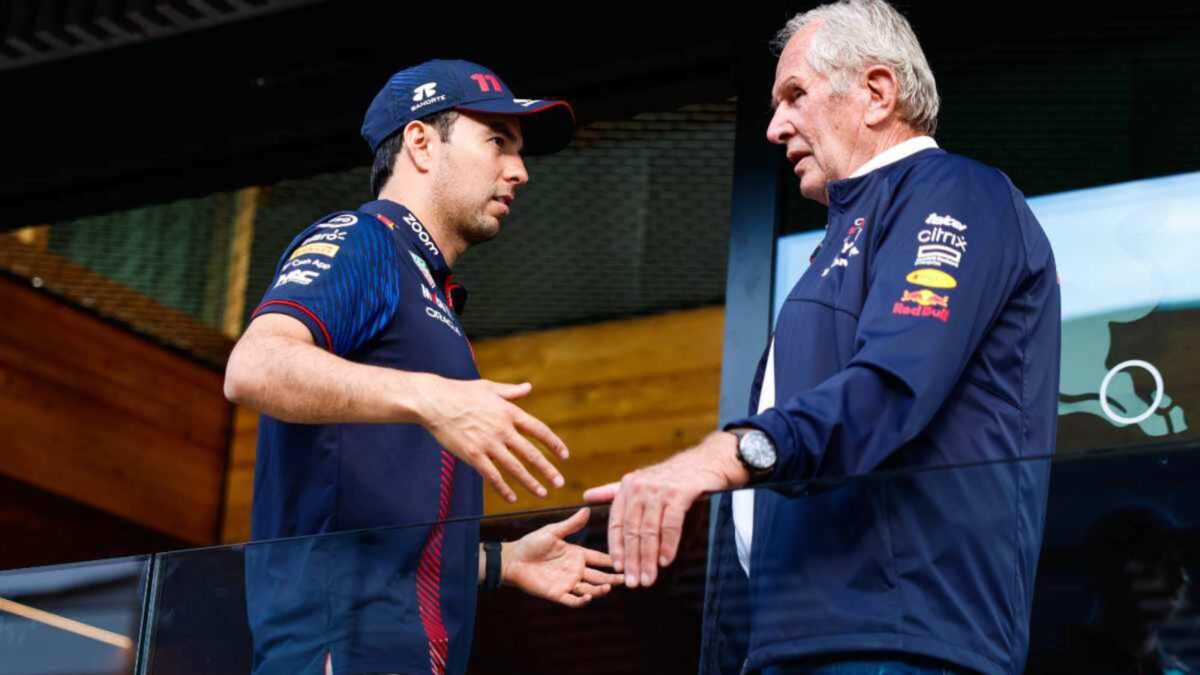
[586,1,1061,673]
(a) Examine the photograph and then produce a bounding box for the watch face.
[739,431,776,471]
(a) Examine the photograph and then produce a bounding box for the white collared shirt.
[849,135,939,178]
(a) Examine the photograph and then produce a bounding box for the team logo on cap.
[411,82,446,112]
[413,83,438,102]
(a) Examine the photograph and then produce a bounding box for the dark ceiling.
[2,1,1197,229]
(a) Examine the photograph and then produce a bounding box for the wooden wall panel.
[0,474,186,569]
[220,405,258,544]
[475,307,724,515]
[0,276,230,544]
[218,306,726,535]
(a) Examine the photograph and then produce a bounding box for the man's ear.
[403,120,437,172]
[863,64,900,127]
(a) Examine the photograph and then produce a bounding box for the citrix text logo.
[917,226,966,251]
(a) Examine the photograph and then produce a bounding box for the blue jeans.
[760,656,961,675]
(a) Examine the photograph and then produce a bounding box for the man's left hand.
[503,507,625,608]
[583,431,749,589]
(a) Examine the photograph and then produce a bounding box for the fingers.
[583,567,625,586]
[583,547,614,569]
[637,497,664,587]
[556,593,591,609]
[489,380,533,401]
[513,409,569,460]
[506,431,565,489]
[557,581,613,608]
[544,507,590,539]
[573,582,611,598]
[475,455,518,503]
[583,482,619,504]
[658,502,688,568]
[595,465,701,585]
[622,497,644,588]
[443,380,570,503]
[486,444,548,498]
[607,487,626,573]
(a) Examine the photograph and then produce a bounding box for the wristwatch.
[731,428,777,482]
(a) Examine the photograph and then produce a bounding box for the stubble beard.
[431,162,501,250]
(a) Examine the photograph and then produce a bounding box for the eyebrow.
[485,120,519,143]
[770,76,799,111]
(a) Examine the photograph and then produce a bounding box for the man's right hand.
[410,374,569,502]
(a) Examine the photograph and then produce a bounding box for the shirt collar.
[359,199,470,315]
[359,199,451,277]
[848,136,939,179]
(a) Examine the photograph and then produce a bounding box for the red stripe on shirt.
[252,299,334,351]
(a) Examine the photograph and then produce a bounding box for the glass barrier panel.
[0,556,150,675]
[126,445,1200,674]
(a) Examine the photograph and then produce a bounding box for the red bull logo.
[893,288,950,322]
[900,289,949,307]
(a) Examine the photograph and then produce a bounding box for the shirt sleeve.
[250,211,403,356]
[726,167,1029,481]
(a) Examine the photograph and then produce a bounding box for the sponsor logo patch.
[302,230,347,245]
[924,212,967,231]
[425,306,462,336]
[891,288,950,322]
[905,268,957,289]
[404,213,440,256]
[317,214,357,229]
[274,269,320,288]
[822,217,867,278]
[413,82,438,101]
[914,244,962,268]
[917,226,967,251]
[421,284,453,315]
[289,243,340,260]
[284,257,332,271]
[409,251,435,287]
[410,82,445,112]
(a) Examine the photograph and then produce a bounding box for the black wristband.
[483,541,502,591]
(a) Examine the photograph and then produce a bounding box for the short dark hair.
[370,110,459,197]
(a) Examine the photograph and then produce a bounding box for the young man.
[226,59,619,675]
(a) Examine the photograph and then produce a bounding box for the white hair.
[775,0,940,135]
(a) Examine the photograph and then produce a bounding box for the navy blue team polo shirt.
[244,199,482,675]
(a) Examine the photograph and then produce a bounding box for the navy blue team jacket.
[245,199,482,675]
[704,148,1061,675]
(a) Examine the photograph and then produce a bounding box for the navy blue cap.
[361,59,575,156]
